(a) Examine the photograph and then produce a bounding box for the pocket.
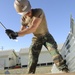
[32,36,38,42]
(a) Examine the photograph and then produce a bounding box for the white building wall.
[8,53,13,67]
[38,51,53,64]
[20,54,28,67]
[0,57,8,69]
[0,59,4,70]
[4,57,9,67]
[8,51,17,67]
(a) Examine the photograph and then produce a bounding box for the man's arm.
[18,17,42,36]
[20,25,27,31]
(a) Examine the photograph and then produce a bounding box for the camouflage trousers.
[27,32,67,74]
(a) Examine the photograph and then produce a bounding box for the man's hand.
[5,29,18,39]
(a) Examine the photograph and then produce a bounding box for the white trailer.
[0,50,17,69]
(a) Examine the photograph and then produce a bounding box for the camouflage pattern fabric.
[27,32,68,73]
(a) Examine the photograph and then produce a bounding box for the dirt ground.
[0,65,52,74]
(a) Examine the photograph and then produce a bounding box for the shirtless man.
[5,0,69,74]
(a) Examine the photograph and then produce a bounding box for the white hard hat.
[14,0,31,15]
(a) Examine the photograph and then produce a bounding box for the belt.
[34,32,49,37]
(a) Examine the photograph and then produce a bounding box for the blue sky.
[0,0,75,51]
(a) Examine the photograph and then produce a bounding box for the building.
[51,15,75,73]
[19,48,29,67]
[60,16,75,72]
[0,49,17,69]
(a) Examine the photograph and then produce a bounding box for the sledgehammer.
[0,22,7,30]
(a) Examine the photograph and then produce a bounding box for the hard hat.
[14,0,31,15]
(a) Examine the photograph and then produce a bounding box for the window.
[9,58,13,60]
[9,58,12,60]
[68,50,70,53]
[66,44,70,49]
[65,40,69,46]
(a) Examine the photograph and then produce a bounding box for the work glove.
[5,29,18,39]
